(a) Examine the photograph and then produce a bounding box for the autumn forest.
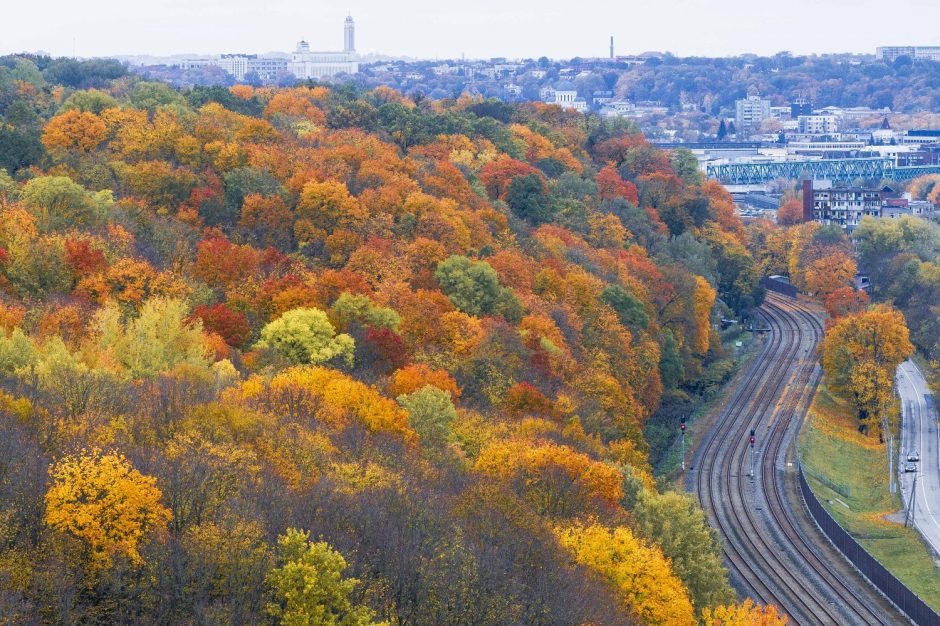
[0,55,839,625]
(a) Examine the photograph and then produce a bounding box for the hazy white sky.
[3,0,940,59]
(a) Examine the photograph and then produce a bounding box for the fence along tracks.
[693,293,900,625]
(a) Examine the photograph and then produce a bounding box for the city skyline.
[4,0,940,60]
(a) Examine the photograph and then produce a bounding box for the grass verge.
[799,385,940,611]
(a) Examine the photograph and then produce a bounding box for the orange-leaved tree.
[823,286,869,320]
[803,251,857,298]
[42,109,108,156]
[776,198,804,226]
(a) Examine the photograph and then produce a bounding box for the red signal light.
[749,436,755,445]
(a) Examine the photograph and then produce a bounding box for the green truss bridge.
[706,157,940,185]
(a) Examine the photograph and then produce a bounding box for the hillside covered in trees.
[0,55,775,625]
[615,53,940,113]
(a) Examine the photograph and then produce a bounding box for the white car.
[908,452,920,463]
[905,462,918,473]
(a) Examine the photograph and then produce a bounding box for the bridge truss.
[706,158,940,185]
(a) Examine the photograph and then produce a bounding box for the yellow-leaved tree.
[821,304,913,433]
[45,449,171,567]
[556,522,695,625]
[701,599,788,625]
[691,276,717,355]
[232,366,414,441]
[475,439,624,518]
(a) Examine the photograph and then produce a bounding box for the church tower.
[344,15,355,53]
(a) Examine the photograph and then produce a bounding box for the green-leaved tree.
[257,308,355,367]
[265,529,384,626]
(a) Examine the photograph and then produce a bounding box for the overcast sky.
[4,0,940,60]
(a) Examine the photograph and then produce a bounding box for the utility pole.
[889,435,896,494]
[680,417,687,471]
[749,429,756,479]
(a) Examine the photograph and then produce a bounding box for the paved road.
[897,359,940,556]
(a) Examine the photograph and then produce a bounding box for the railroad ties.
[692,293,904,625]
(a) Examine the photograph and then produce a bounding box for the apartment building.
[735,94,770,135]
[802,180,883,229]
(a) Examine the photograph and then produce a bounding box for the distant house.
[599,100,636,117]
[431,64,460,76]
[881,197,936,218]
[592,90,614,106]
[494,63,522,75]
[599,100,667,118]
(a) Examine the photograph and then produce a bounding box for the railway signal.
[680,417,687,470]
[749,429,756,478]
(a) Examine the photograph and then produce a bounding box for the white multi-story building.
[798,114,840,135]
[735,94,771,134]
[217,55,250,81]
[288,15,359,80]
[877,46,940,62]
[179,54,287,82]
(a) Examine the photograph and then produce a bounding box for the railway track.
[692,293,903,625]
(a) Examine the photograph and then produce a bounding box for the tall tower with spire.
[610,36,614,60]
[344,15,355,53]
